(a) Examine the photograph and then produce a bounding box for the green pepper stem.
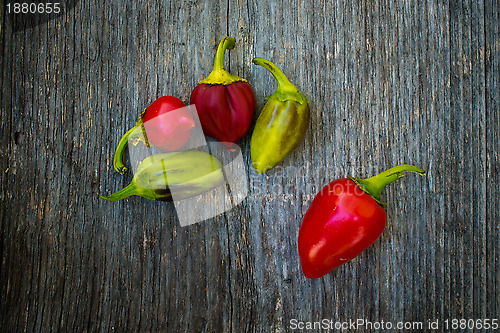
[100,182,138,201]
[113,125,136,174]
[252,57,296,93]
[199,37,246,85]
[99,181,156,201]
[353,164,425,204]
[213,36,235,72]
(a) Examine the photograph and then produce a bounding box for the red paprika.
[298,165,425,278]
[141,97,195,151]
[190,37,255,147]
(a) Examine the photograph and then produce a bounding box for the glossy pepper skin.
[190,37,255,147]
[101,151,224,201]
[113,96,195,174]
[298,165,425,278]
[250,58,309,174]
[141,96,195,151]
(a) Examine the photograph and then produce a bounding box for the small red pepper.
[113,96,195,174]
[190,37,255,147]
[298,165,425,278]
[141,96,195,151]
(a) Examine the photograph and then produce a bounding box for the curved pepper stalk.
[101,151,224,201]
[250,57,310,174]
[113,97,195,174]
[350,164,426,207]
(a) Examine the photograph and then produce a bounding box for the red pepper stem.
[252,57,298,96]
[354,164,425,203]
[113,125,137,174]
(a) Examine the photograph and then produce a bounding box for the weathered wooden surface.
[1,0,499,332]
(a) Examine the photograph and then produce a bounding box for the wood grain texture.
[1,0,498,332]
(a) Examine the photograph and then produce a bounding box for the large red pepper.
[190,37,255,147]
[298,165,425,278]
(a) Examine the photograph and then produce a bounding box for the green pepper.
[101,151,224,201]
[250,57,310,174]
